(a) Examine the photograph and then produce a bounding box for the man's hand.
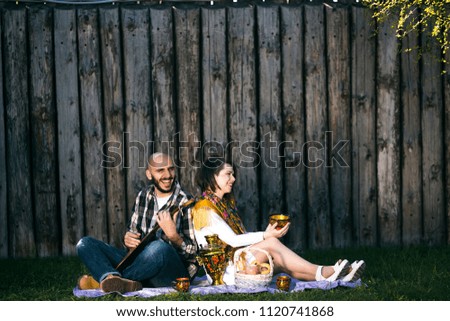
[124,231,141,250]
[157,210,177,237]
[263,222,290,239]
[157,210,183,247]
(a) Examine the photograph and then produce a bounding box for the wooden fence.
[0,0,449,258]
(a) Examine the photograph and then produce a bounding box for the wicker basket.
[233,246,273,289]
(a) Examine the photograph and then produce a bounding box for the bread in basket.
[233,246,273,289]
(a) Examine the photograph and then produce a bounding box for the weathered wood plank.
[257,4,283,227]
[54,8,84,256]
[351,6,377,246]
[420,33,445,245]
[227,4,259,231]
[376,15,401,246]
[4,8,36,257]
[99,7,127,246]
[304,4,331,248]
[77,8,108,241]
[325,4,352,248]
[121,7,153,213]
[174,6,201,195]
[280,4,306,251]
[201,6,228,147]
[445,49,450,245]
[0,13,8,258]
[150,5,177,158]
[400,16,422,245]
[29,7,59,257]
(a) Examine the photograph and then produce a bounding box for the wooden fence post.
[99,6,128,246]
[304,4,332,248]
[445,49,450,246]
[54,8,84,255]
[29,7,59,256]
[174,5,201,195]
[377,14,401,246]
[4,7,36,257]
[280,4,306,251]
[257,4,284,227]
[351,6,377,246]
[150,5,177,160]
[421,31,445,245]
[201,6,228,149]
[326,3,352,248]
[0,13,8,258]
[400,12,422,245]
[228,4,259,231]
[78,8,108,242]
[121,6,153,212]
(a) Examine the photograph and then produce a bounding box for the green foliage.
[363,0,450,55]
[0,246,449,300]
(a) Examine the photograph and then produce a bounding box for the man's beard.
[153,178,175,194]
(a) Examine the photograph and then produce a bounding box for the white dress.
[194,211,264,285]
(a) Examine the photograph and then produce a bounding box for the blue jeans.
[76,236,189,287]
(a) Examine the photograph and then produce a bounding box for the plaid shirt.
[128,181,198,278]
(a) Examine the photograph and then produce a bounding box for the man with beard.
[76,153,198,293]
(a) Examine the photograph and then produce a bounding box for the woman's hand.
[124,231,141,250]
[263,222,290,239]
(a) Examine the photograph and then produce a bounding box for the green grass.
[0,246,449,301]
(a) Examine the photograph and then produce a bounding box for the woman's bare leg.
[250,238,336,281]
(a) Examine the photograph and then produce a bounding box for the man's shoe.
[77,274,100,290]
[100,275,143,293]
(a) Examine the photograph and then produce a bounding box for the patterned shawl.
[193,191,246,235]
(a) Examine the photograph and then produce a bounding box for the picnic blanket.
[73,273,363,298]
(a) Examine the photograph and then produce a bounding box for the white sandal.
[315,259,350,282]
[342,260,365,282]
[327,259,350,281]
[315,266,326,281]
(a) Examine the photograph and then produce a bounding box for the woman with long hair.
[192,156,365,285]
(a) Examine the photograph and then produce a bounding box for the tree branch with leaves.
[363,0,450,57]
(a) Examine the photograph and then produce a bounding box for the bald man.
[76,153,198,293]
